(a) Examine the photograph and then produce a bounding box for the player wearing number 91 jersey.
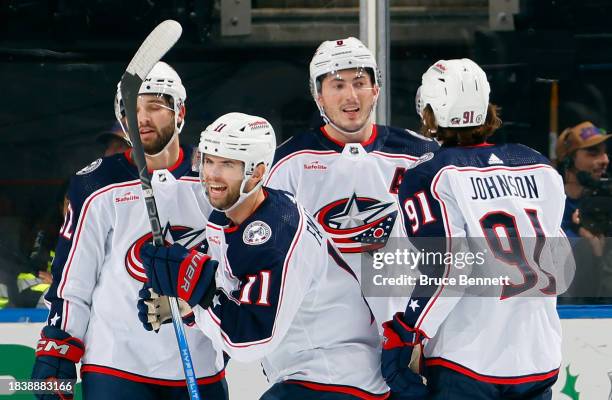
[382,59,574,400]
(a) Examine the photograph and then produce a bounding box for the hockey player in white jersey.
[265,37,439,330]
[31,62,227,400]
[380,59,572,400]
[138,112,390,399]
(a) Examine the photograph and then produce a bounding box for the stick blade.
[126,20,182,80]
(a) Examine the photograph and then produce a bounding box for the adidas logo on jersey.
[303,161,328,171]
[487,153,504,165]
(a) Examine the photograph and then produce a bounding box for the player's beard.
[143,122,175,155]
[205,181,242,210]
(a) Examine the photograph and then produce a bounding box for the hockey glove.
[381,312,428,399]
[137,286,195,332]
[140,243,217,308]
[31,325,84,400]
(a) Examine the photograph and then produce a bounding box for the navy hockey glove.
[381,312,428,399]
[31,325,84,400]
[140,243,217,308]
[137,286,196,332]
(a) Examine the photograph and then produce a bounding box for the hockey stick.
[120,20,201,400]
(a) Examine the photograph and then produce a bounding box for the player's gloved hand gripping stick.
[119,19,201,400]
[137,244,218,331]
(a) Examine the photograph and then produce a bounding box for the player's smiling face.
[574,143,609,180]
[136,94,182,155]
[317,68,379,140]
[202,154,245,210]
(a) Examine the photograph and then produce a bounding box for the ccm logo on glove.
[37,340,71,355]
[35,330,84,363]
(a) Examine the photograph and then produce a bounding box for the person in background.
[96,121,132,157]
[556,121,612,303]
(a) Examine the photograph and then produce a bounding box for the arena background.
[3,0,612,248]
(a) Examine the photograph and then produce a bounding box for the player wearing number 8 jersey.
[382,59,573,400]
[266,37,439,333]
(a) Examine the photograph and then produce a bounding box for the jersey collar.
[319,124,378,152]
[459,142,494,148]
[124,146,186,174]
[224,188,270,233]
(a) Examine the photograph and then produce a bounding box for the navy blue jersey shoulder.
[273,125,439,165]
[214,188,300,277]
[180,145,200,179]
[409,143,550,178]
[209,188,302,345]
[69,145,196,206]
[373,125,439,156]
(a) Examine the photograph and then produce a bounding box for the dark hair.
[420,104,502,147]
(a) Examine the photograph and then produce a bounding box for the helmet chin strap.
[220,180,263,214]
[321,112,364,136]
[199,167,264,214]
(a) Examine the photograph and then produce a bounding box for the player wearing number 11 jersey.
[381,59,573,400]
[139,112,389,399]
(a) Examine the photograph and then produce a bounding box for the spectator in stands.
[14,182,68,308]
[557,121,612,303]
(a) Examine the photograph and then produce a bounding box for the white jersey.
[45,147,225,384]
[397,143,572,383]
[193,188,389,399]
[266,124,439,327]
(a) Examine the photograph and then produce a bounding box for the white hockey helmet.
[199,112,276,212]
[416,58,490,128]
[309,37,381,99]
[114,61,187,147]
[309,37,381,135]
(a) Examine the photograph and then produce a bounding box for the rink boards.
[0,305,611,399]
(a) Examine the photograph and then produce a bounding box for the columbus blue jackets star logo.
[125,223,207,282]
[316,193,397,253]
